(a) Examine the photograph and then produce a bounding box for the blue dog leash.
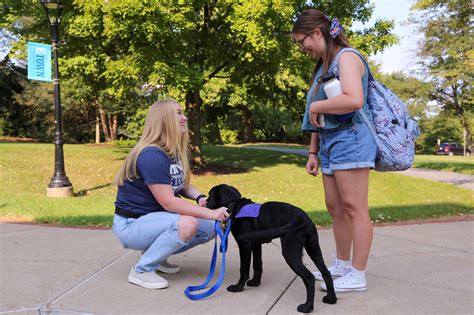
[184,219,232,300]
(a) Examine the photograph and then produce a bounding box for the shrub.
[220,129,240,144]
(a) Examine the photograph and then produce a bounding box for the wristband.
[308,152,318,155]
[195,194,206,204]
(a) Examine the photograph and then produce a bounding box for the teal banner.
[27,42,52,82]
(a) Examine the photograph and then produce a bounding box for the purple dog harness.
[235,203,262,218]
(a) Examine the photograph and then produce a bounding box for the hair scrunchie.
[329,17,344,38]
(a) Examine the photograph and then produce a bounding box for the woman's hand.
[309,102,323,128]
[306,154,319,176]
[209,206,230,222]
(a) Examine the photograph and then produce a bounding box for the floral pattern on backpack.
[329,48,421,172]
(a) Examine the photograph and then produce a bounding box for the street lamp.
[40,0,73,197]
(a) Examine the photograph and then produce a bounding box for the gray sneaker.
[128,267,168,289]
[139,251,180,274]
[157,260,180,274]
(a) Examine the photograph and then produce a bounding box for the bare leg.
[322,174,352,260]
[333,168,372,270]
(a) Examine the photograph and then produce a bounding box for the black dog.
[206,184,337,313]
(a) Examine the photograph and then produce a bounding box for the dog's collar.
[226,201,237,214]
[227,198,253,218]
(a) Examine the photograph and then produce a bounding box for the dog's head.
[206,184,241,211]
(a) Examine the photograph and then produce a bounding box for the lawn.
[0,142,472,228]
[413,155,474,175]
[243,143,474,175]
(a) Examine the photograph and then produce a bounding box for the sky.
[354,0,422,74]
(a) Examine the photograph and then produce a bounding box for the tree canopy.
[411,0,473,149]
[1,0,399,164]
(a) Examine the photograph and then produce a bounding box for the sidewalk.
[243,146,474,190]
[1,221,472,314]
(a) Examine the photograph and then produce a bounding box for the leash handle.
[184,219,232,300]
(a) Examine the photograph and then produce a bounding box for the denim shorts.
[318,122,377,175]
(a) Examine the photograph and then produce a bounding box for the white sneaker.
[157,260,180,274]
[313,255,351,281]
[128,267,169,289]
[320,267,367,293]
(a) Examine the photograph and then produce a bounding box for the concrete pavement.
[1,221,473,314]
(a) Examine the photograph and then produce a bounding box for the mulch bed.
[0,136,39,143]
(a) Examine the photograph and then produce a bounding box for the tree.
[119,1,397,165]
[411,0,473,151]
[417,113,463,154]
[1,0,397,165]
[192,1,397,154]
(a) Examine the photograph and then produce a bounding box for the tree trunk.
[95,111,101,144]
[186,87,204,167]
[99,108,111,142]
[207,107,223,145]
[111,114,118,141]
[238,105,254,143]
[98,108,118,142]
[461,117,472,153]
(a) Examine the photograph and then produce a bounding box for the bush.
[283,122,306,144]
[220,129,240,144]
[416,114,463,154]
[113,138,137,147]
[123,107,148,140]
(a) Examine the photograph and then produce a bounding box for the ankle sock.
[338,258,351,267]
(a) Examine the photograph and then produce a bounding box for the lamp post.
[41,0,73,197]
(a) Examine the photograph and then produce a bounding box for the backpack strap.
[329,47,374,81]
[329,48,381,154]
[358,106,382,156]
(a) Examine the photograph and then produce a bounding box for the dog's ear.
[220,184,241,204]
[228,185,241,199]
[206,185,221,209]
[206,184,241,209]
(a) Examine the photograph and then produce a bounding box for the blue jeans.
[112,212,215,273]
[319,122,377,175]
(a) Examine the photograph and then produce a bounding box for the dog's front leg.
[247,243,262,287]
[227,241,252,292]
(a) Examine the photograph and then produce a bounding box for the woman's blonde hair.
[114,99,191,187]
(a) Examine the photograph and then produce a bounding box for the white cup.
[324,78,342,98]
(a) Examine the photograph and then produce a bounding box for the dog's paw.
[297,303,313,313]
[246,279,261,287]
[322,295,337,304]
[227,284,244,292]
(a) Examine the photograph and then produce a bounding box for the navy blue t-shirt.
[114,146,185,216]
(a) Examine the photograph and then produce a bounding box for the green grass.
[414,155,474,175]
[0,143,472,228]
[241,143,307,150]
[243,144,474,175]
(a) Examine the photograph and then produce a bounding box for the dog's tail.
[235,220,306,243]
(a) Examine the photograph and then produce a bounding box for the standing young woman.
[113,99,229,289]
[292,9,377,292]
